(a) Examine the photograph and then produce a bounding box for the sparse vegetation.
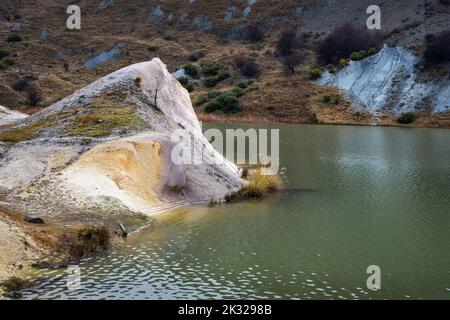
[58,226,111,262]
[397,112,416,124]
[26,86,42,107]
[147,46,159,52]
[424,30,450,66]
[1,277,34,298]
[162,33,175,41]
[234,57,260,78]
[277,29,307,57]
[6,34,22,42]
[246,24,264,42]
[0,118,52,143]
[309,68,323,80]
[184,64,200,78]
[0,49,10,59]
[226,169,282,202]
[205,93,241,114]
[282,52,305,73]
[0,57,14,70]
[202,69,230,87]
[317,23,381,65]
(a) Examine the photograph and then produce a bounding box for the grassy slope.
[0,0,448,127]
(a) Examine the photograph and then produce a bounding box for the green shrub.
[195,95,208,107]
[6,34,22,42]
[230,87,245,97]
[207,90,222,99]
[202,70,230,87]
[178,76,189,85]
[188,54,199,62]
[309,68,322,80]
[350,50,367,61]
[147,46,159,52]
[201,62,223,76]
[0,58,14,70]
[322,95,332,104]
[183,82,194,92]
[184,64,199,78]
[0,49,10,59]
[0,277,34,298]
[204,99,221,113]
[338,58,349,68]
[397,112,416,124]
[204,94,241,114]
[236,80,254,89]
[162,33,175,41]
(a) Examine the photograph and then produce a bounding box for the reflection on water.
[23,124,450,300]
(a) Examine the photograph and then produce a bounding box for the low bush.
[204,94,241,114]
[184,64,199,77]
[162,33,175,41]
[277,29,306,57]
[234,57,260,78]
[0,58,14,70]
[194,95,208,107]
[424,30,450,66]
[282,52,305,73]
[397,112,416,124]
[188,54,199,62]
[147,46,159,52]
[322,95,332,104]
[200,62,223,76]
[12,78,30,91]
[0,277,34,298]
[317,23,381,65]
[202,70,230,87]
[309,68,323,80]
[27,86,42,107]
[58,226,111,262]
[0,49,10,59]
[246,24,264,42]
[6,34,22,42]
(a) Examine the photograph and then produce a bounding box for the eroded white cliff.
[319,45,450,116]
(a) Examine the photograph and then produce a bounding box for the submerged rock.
[319,45,450,116]
[0,59,243,215]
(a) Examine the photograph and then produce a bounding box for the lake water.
[22,124,450,299]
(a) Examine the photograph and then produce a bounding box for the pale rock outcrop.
[319,45,450,116]
[0,105,28,126]
[0,59,243,215]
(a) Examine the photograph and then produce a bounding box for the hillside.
[0,0,449,126]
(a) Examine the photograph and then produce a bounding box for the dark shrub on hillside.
[397,112,416,124]
[277,30,308,57]
[184,64,199,77]
[317,23,382,65]
[282,52,305,73]
[27,86,42,107]
[205,94,241,114]
[234,57,260,78]
[246,24,264,42]
[439,0,450,5]
[424,30,450,66]
[0,58,14,70]
[12,78,30,91]
[201,62,223,76]
[202,70,230,87]
[6,34,22,42]
[0,49,10,59]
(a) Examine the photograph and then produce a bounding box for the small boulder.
[24,215,45,224]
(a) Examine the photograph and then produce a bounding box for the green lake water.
[22,124,450,299]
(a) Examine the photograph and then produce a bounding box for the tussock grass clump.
[1,277,34,298]
[226,169,282,202]
[58,226,111,262]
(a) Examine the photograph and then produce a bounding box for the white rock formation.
[0,105,28,126]
[319,45,450,116]
[0,59,243,215]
